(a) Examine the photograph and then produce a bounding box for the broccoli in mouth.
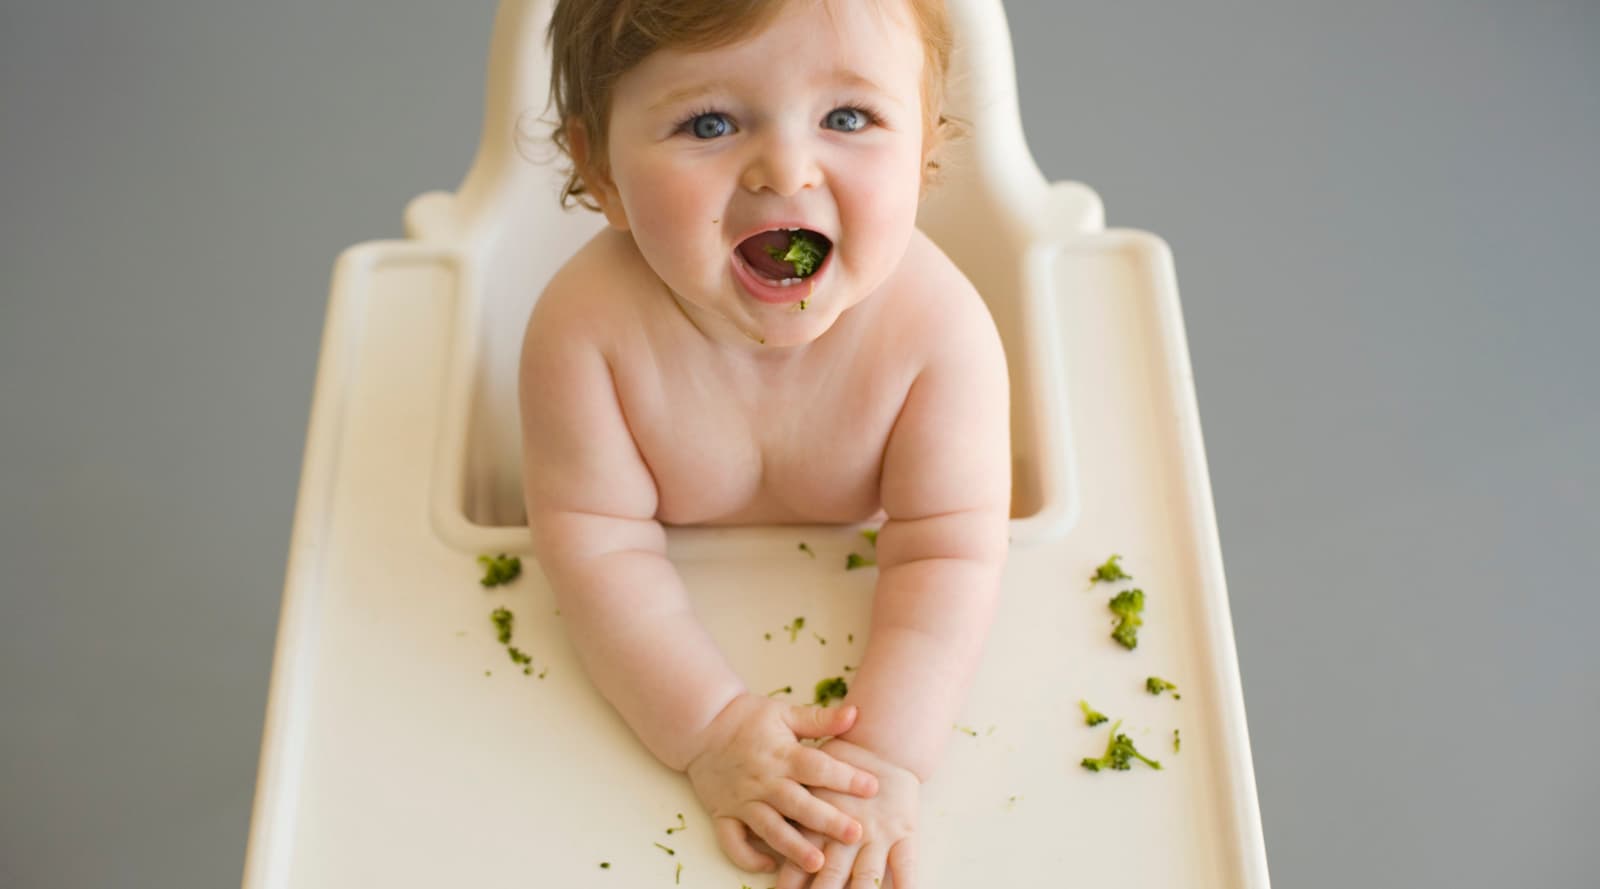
[765,230,828,278]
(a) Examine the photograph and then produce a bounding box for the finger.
[714,816,776,873]
[772,781,862,845]
[849,843,888,889]
[888,837,918,889]
[786,703,858,739]
[744,802,825,874]
[776,855,813,889]
[794,746,879,798]
[810,839,859,889]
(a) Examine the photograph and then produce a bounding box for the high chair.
[244,1,1270,885]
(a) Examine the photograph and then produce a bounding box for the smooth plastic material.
[243,1,1269,886]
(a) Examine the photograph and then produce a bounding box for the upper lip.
[732,220,834,247]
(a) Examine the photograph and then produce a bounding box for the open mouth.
[734,228,833,286]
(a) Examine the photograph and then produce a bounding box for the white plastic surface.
[244,1,1269,886]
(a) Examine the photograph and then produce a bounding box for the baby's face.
[597,0,928,350]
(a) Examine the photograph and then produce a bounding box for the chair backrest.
[421,0,1101,530]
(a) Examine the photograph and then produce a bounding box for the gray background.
[3,0,1596,886]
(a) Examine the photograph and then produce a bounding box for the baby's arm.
[517,289,876,873]
[840,281,1012,781]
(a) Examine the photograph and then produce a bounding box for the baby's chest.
[613,362,908,526]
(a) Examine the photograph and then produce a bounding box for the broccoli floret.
[785,617,805,642]
[814,676,849,706]
[490,607,514,644]
[1079,700,1109,726]
[1146,676,1178,696]
[764,231,827,277]
[1080,720,1163,772]
[477,554,522,587]
[845,552,876,570]
[1087,553,1132,587]
[1108,588,1146,650]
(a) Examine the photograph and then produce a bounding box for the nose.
[739,127,820,197]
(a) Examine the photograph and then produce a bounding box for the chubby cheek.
[616,161,725,287]
[836,152,922,285]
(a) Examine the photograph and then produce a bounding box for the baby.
[518,1,1010,886]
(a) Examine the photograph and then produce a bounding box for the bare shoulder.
[522,228,644,353]
[884,228,1008,373]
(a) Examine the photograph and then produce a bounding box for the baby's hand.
[774,738,920,889]
[686,694,881,874]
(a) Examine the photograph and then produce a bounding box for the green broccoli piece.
[506,645,532,666]
[954,724,979,737]
[1087,553,1132,587]
[1079,699,1109,726]
[1146,676,1178,696]
[814,676,849,706]
[767,685,793,697]
[845,552,877,570]
[490,607,514,644]
[785,617,805,642]
[477,553,522,587]
[764,231,827,277]
[1109,588,1146,650]
[860,528,879,547]
[665,812,686,834]
[654,842,675,856]
[1079,720,1163,772]
[1174,729,1181,753]
[798,542,816,558]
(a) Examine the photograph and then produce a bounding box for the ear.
[568,118,630,231]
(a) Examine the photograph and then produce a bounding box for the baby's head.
[542,0,963,349]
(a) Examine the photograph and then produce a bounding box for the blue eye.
[824,107,867,132]
[688,112,731,139]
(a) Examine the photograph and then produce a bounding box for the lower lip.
[731,247,829,305]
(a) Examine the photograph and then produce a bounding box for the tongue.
[738,231,805,280]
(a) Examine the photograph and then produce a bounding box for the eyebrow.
[647,68,901,112]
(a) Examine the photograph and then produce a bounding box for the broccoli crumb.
[477,553,522,587]
[1174,729,1181,753]
[954,724,979,737]
[814,676,849,706]
[675,862,682,884]
[767,685,793,697]
[507,646,532,666]
[785,617,805,642]
[1109,588,1146,650]
[1087,553,1132,588]
[522,667,532,675]
[798,542,816,558]
[842,664,856,672]
[1006,795,1022,810]
[653,842,675,856]
[1146,676,1178,697]
[847,633,854,644]
[665,812,686,835]
[813,632,828,646]
[845,552,876,570]
[537,668,548,679]
[764,632,772,641]
[490,607,514,644]
[1080,720,1163,772]
[1079,700,1109,726]
[860,528,879,547]
[599,862,610,869]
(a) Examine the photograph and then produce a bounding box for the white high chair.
[244,0,1270,886]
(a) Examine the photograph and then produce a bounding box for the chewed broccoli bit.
[1080,720,1163,772]
[490,607,514,644]
[1146,676,1178,697]
[764,230,827,277]
[1079,700,1109,726]
[814,676,849,706]
[845,552,876,570]
[1109,588,1146,650]
[1087,553,1132,587]
[860,528,879,547]
[477,553,521,587]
